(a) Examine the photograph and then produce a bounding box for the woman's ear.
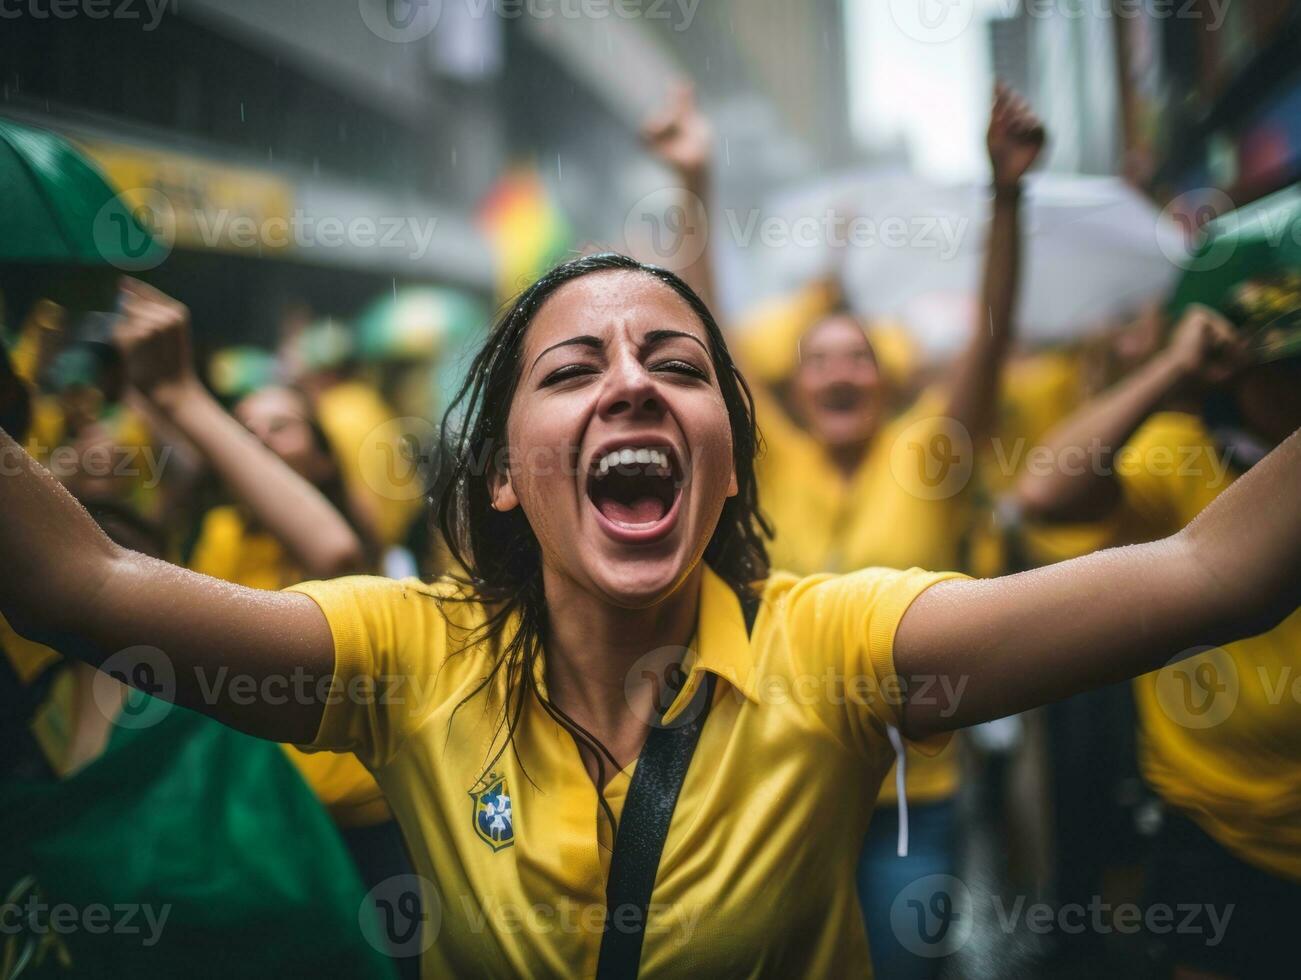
[488,464,520,512]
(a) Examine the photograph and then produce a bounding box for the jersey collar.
[661,564,761,724]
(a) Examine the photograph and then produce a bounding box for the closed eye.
[653,359,708,380]
[539,363,598,387]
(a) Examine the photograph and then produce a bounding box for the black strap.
[594,586,757,979]
[595,671,716,980]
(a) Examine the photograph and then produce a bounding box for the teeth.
[594,447,672,476]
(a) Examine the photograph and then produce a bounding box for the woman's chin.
[584,554,694,610]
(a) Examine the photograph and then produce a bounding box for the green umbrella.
[1167,183,1301,361]
[355,286,486,363]
[0,117,165,267]
[1168,184,1301,315]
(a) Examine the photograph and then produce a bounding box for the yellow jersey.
[289,563,959,977]
[1113,412,1301,881]
[315,379,422,547]
[754,386,967,803]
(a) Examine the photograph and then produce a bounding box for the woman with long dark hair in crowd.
[1,254,1298,977]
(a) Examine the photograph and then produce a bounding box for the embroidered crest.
[469,774,514,851]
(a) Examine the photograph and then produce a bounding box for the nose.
[597,352,664,422]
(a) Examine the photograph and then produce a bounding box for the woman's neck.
[540,562,703,775]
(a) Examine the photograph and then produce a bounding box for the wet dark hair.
[435,252,770,805]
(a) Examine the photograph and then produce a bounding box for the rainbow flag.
[477,166,572,300]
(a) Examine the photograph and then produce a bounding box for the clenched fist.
[987,82,1046,191]
[1164,303,1250,389]
[114,277,202,409]
[641,82,713,182]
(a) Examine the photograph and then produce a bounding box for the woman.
[2,255,1298,978]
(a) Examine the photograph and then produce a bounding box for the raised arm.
[941,84,1045,442]
[896,424,1301,737]
[1015,304,1248,522]
[641,82,716,313]
[115,278,366,577]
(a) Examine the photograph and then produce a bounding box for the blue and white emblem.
[470,774,514,851]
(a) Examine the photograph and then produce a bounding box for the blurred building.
[984,2,1124,177]
[1,0,495,345]
[1114,0,1301,207]
[986,0,1301,213]
[1,0,854,336]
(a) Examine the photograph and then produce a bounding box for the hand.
[987,82,1046,191]
[114,278,202,410]
[641,82,712,182]
[1163,303,1250,388]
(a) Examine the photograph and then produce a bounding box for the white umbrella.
[748,172,1188,357]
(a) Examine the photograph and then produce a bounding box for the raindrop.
[557,153,563,181]
[240,102,245,123]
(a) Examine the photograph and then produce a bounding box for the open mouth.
[818,384,864,414]
[586,445,682,538]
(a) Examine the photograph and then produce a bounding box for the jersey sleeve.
[285,575,456,770]
[775,567,965,762]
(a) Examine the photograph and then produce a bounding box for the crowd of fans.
[2,81,1299,980]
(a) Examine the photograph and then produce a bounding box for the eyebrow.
[529,335,603,374]
[528,329,711,376]
[642,329,711,357]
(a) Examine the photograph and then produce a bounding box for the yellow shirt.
[755,388,967,803]
[1113,412,1301,881]
[191,506,303,592]
[315,379,422,547]
[190,505,390,828]
[289,563,960,977]
[968,349,1095,576]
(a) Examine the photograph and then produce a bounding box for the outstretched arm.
[1015,304,1248,522]
[115,278,366,578]
[896,425,1301,737]
[0,418,334,742]
[942,83,1045,442]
